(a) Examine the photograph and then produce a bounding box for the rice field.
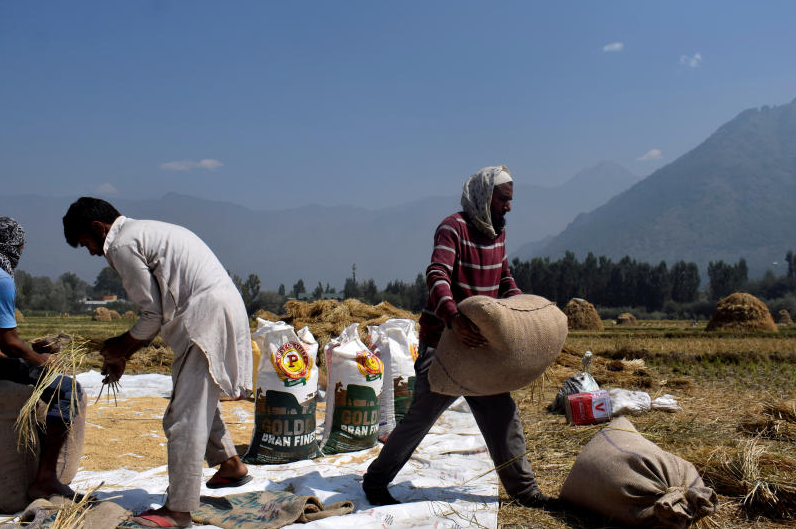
[15,315,796,528]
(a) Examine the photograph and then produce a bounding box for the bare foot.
[207,455,248,485]
[27,478,77,501]
[131,506,192,528]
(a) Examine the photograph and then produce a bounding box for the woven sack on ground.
[191,490,354,529]
[560,416,717,529]
[0,381,87,514]
[3,497,130,529]
[429,294,567,396]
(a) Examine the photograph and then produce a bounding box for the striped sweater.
[419,212,521,347]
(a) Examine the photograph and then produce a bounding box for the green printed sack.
[321,323,384,455]
[368,319,418,441]
[244,319,321,464]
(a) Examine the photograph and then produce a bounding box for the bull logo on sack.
[356,350,384,381]
[409,343,419,362]
[271,342,313,387]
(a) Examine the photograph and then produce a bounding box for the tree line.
[12,249,796,318]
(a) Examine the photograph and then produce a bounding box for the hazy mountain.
[518,98,796,277]
[1,161,638,288]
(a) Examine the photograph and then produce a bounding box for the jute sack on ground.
[560,416,717,529]
[0,381,87,514]
[191,490,354,529]
[429,294,567,396]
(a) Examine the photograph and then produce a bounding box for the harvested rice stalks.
[702,437,796,519]
[15,337,88,452]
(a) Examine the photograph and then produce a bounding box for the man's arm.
[498,255,522,298]
[101,244,162,381]
[426,222,487,347]
[0,328,52,366]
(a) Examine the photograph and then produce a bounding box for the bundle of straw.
[14,337,89,453]
[703,437,796,519]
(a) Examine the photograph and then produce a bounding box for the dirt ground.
[82,397,255,472]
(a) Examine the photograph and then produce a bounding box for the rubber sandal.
[205,474,254,489]
[129,510,193,528]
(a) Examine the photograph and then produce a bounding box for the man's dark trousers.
[363,343,539,501]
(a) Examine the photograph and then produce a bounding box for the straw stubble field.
[16,315,796,528]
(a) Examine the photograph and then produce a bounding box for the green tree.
[94,266,126,298]
[278,284,286,296]
[232,273,261,314]
[292,279,306,298]
[343,277,360,299]
[313,281,324,299]
[670,261,700,303]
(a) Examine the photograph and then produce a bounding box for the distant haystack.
[272,298,417,351]
[92,307,112,322]
[563,298,603,331]
[108,310,121,320]
[706,292,777,332]
[122,310,137,319]
[616,312,638,326]
[253,309,282,323]
[777,310,793,325]
[14,309,23,322]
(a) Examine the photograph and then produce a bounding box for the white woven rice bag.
[368,319,418,441]
[321,323,384,454]
[244,318,320,463]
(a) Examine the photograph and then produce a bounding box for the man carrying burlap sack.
[0,217,85,503]
[362,166,553,508]
[63,198,253,528]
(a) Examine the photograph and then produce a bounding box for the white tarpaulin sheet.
[69,372,499,529]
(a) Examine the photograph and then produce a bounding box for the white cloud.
[96,183,118,195]
[602,42,624,52]
[679,52,702,68]
[637,149,662,161]
[160,159,223,171]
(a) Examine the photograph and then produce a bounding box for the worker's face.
[491,182,513,232]
[77,232,104,256]
[77,221,109,257]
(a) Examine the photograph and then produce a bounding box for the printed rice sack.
[368,319,418,441]
[244,319,320,464]
[321,323,384,454]
[560,416,717,528]
[429,294,567,396]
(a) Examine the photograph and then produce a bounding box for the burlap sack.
[0,381,87,514]
[560,416,717,528]
[191,490,354,529]
[428,294,567,396]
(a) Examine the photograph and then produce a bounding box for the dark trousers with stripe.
[363,343,540,502]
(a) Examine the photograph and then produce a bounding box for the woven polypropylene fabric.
[428,294,567,396]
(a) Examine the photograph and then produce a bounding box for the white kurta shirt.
[103,216,252,398]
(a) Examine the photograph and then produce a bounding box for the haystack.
[616,312,638,326]
[553,346,653,389]
[91,307,112,322]
[108,310,121,320]
[14,309,23,322]
[271,299,417,354]
[563,298,603,331]
[778,310,793,325]
[253,309,281,322]
[705,292,777,332]
[122,310,137,319]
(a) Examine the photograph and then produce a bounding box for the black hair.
[62,197,121,247]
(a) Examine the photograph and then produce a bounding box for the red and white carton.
[565,390,612,425]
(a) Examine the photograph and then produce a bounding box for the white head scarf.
[460,166,513,239]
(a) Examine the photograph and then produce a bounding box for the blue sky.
[2,1,795,209]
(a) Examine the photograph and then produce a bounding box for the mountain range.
[1,161,639,288]
[517,98,796,278]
